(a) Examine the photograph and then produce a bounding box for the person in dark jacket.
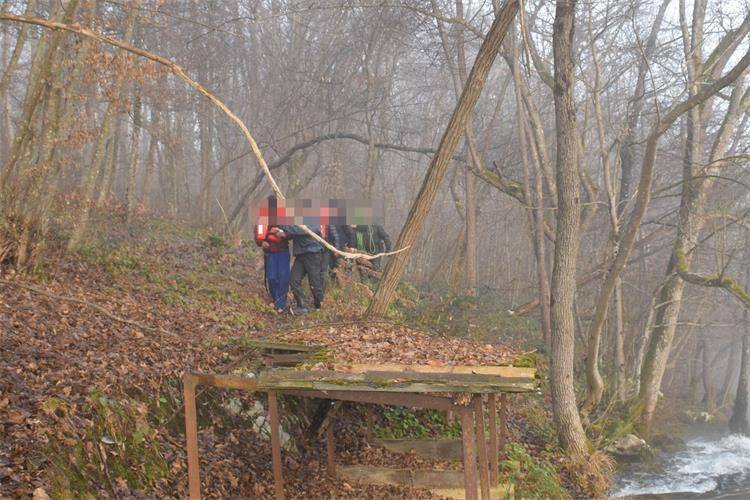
[325,224,352,273]
[254,203,290,313]
[352,224,392,270]
[280,224,328,312]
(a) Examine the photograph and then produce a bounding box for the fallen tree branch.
[0,13,405,261]
[225,132,469,225]
[0,278,176,337]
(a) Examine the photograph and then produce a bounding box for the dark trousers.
[290,252,325,309]
[265,249,290,310]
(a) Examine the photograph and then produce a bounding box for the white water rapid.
[612,434,750,498]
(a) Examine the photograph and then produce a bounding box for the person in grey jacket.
[279,224,328,312]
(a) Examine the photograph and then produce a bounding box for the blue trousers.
[265,250,290,310]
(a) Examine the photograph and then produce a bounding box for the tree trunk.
[126,90,142,221]
[98,116,121,205]
[701,336,715,410]
[730,233,750,435]
[730,324,750,435]
[549,0,588,456]
[365,0,519,317]
[139,108,158,207]
[613,279,627,401]
[721,340,740,408]
[454,0,478,297]
[689,337,703,402]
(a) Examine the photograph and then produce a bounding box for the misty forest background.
[3,0,750,495]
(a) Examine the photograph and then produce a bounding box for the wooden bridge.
[183,340,537,500]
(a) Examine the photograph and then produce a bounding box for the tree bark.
[126,89,142,221]
[365,0,519,317]
[549,0,588,456]
[139,108,158,208]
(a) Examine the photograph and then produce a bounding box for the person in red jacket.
[254,196,290,313]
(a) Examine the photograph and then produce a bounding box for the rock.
[252,415,292,450]
[246,400,266,419]
[225,399,293,450]
[651,433,686,453]
[223,398,243,417]
[605,434,651,461]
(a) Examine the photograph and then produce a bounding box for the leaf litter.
[0,223,521,499]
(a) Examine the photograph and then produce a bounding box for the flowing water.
[612,434,750,498]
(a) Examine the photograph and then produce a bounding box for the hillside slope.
[0,218,579,498]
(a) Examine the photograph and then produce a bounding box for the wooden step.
[337,465,513,498]
[431,485,514,500]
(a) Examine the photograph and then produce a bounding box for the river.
[611,433,750,499]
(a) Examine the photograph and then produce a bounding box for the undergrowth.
[500,442,569,499]
[408,289,541,347]
[46,389,168,498]
[375,406,461,440]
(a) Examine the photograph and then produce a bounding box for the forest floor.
[0,214,592,499]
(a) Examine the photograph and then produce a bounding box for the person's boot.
[292,302,309,315]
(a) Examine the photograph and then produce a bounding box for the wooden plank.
[267,391,284,500]
[334,363,536,379]
[488,394,499,486]
[257,368,537,393]
[337,465,412,487]
[188,372,259,391]
[337,465,514,498]
[431,484,514,500]
[474,397,490,500]
[265,367,535,384]
[262,353,314,366]
[337,465,463,488]
[259,377,536,394]
[277,389,459,411]
[461,409,479,500]
[245,340,324,353]
[183,375,201,500]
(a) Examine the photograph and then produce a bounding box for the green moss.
[673,245,688,273]
[500,443,570,499]
[512,353,538,368]
[47,390,168,498]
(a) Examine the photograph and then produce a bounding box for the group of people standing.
[254,197,391,314]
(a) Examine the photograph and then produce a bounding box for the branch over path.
[0,13,405,262]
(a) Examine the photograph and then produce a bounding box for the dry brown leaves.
[272,322,518,367]
[0,236,462,499]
